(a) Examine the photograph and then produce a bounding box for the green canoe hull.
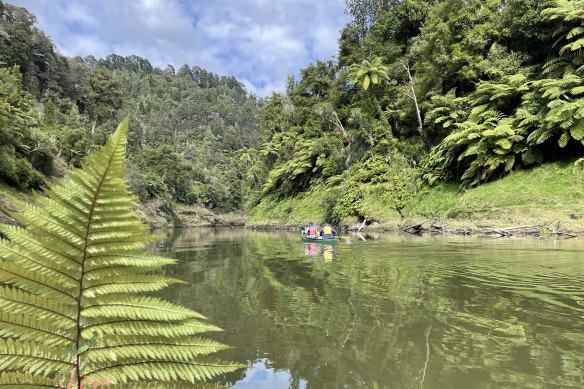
[301,235,339,243]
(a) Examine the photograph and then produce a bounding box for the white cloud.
[8,0,349,96]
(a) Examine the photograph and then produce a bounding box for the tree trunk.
[403,63,430,150]
[91,119,97,136]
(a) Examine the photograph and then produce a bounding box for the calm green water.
[152,228,584,389]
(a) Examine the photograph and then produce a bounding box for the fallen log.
[550,231,577,239]
[401,222,423,234]
[483,225,542,237]
[484,228,512,237]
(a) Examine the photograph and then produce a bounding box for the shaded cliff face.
[138,198,245,228]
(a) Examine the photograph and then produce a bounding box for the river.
[152,228,584,389]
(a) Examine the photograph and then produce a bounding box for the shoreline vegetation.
[3,162,581,236]
[1,1,583,239]
[245,162,584,236]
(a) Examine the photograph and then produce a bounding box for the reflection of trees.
[432,257,584,389]
[153,229,584,388]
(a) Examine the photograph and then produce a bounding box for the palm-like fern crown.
[348,57,390,90]
[0,118,243,387]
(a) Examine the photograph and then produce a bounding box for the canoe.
[301,235,339,243]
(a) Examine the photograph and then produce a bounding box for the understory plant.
[0,118,243,387]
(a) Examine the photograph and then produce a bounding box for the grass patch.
[404,162,584,231]
[246,188,332,227]
[247,162,584,232]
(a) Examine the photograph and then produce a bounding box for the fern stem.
[75,132,122,389]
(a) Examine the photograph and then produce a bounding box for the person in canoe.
[320,223,338,238]
[303,222,320,238]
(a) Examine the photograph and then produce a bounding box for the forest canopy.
[0,0,583,223]
[249,0,584,221]
[0,0,260,214]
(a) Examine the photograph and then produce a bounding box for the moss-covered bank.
[247,163,584,233]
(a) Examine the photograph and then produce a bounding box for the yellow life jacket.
[323,225,332,235]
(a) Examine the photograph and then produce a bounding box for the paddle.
[338,234,366,241]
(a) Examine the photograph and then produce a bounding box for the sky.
[8,0,349,97]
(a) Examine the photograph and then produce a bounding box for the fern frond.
[82,318,223,339]
[84,359,245,385]
[0,286,76,322]
[558,131,571,147]
[0,310,75,347]
[83,296,207,322]
[0,225,82,277]
[85,252,177,271]
[86,339,231,365]
[570,118,584,140]
[0,261,78,300]
[0,117,242,386]
[0,339,74,376]
[0,372,60,388]
[83,275,183,297]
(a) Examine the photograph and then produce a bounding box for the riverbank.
[0,183,244,229]
[247,162,584,234]
[2,162,582,233]
[138,199,245,227]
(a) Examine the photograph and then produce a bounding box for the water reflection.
[231,359,307,389]
[153,228,584,389]
[301,242,337,262]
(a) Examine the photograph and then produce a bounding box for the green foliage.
[137,145,193,203]
[348,57,390,91]
[0,118,242,386]
[1,3,261,213]
[261,136,335,198]
[0,66,45,189]
[422,1,584,187]
[423,71,536,186]
[4,0,583,222]
[542,0,584,74]
[81,67,122,124]
[331,154,416,221]
[0,153,44,189]
[411,0,503,96]
[524,74,584,148]
[423,88,470,138]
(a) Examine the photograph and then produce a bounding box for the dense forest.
[0,0,260,220]
[249,0,584,224]
[1,0,583,226]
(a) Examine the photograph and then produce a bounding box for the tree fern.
[348,57,390,91]
[0,117,243,387]
[422,71,533,187]
[525,74,584,148]
[542,0,584,76]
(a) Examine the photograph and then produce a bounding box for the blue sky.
[9,0,349,96]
